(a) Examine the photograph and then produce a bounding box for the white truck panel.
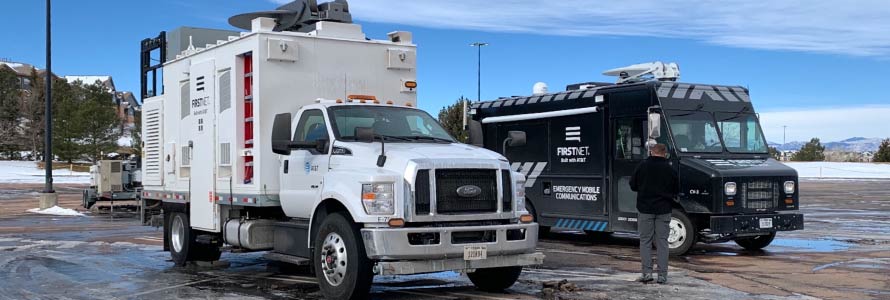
[188,59,219,231]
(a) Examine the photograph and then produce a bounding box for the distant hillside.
[769,137,884,152]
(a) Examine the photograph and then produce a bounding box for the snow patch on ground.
[26,206,86,217]
[783,162,890,179]
[0,160,89,184]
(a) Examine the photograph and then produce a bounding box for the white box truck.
[139,1,543,298]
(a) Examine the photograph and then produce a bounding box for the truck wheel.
[467,266,523,292]
[734,232,776,251]
[314,212,373,300]
[168,212,221,266]
[668,209,697,256]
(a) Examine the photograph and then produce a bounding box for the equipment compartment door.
[609,117,646,233]
[188,59,218,231]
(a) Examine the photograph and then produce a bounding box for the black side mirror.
[502,130,527,154]
[507,131,527,147]
[468,120,483,147]
[355,127,374,143]
[272,113,293,155]
[315,139,329,154]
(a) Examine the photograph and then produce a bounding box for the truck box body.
[142,20,417,232]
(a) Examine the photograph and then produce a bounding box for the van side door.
[279,109,332,218]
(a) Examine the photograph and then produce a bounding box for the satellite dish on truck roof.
[532,82,548,95]
[228,0,351,33]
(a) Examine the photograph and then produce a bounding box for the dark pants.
[638,213,670,277]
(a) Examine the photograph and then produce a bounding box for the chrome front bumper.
[360,222,539,261]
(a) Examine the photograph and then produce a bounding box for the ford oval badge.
[456,185,482,198]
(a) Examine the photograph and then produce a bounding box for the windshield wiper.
[377,134,412,141]
[401,135,453,143]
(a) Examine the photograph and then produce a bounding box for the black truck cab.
[469,80,804,255]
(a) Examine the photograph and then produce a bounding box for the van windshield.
[329,106,455,143]
[665,110,723,153]
[716,112,768,153]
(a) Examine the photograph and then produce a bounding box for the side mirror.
[272,113,293,155]
[468,120,483,147]
[502,130,527,154]
[355,127,374,143]
[648,111,662,140]
[315,139,329,154]
[507,131,527,147]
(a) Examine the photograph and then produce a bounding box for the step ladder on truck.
[138,1,543,299]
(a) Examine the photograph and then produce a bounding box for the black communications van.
[468,80,804,255]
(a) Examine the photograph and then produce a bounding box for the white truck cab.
[139,1,542,299]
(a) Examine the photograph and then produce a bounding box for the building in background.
[64,75,140,146]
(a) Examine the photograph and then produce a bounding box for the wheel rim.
[320,232,348,286]
[667,217,686,249]
[171,215,184,253]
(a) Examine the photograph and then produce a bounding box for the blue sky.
[2,0,889,142]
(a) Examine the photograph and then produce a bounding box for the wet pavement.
[0,180,888,300]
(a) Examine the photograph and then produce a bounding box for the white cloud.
[269,0,890,57]
[759,105,890,143]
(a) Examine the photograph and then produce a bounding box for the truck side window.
[615,119,644,160]
[293,110,328,144]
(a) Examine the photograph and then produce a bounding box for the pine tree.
[21,69,45,161]
[79,82,122,162]
[52,78,82,163]
[437,96,470,143]
[0,67,21,157]
[791,138,826,161]
[874,138,890,163]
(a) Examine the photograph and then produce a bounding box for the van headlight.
[784,181,795,194]
[724,182,737,196]
[362,183,394,215]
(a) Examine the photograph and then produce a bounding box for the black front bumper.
[710,213,803,235]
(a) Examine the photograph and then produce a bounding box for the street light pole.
[470,42,488,103]
[40,0,57,209]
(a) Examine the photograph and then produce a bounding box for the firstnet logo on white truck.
[139,1,543,299]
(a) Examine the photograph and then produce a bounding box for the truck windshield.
[329,106,455,142]
[716,112,768,153]
[666,110,723,153]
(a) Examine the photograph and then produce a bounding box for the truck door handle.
[283,160,289,174]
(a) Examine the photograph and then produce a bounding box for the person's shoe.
[656,275,667,284]
[636,274,654,283]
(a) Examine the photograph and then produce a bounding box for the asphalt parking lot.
[0,181,887,300]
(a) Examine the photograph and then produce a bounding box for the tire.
[467,266,523,292]
[525,201,549,237]
[313,212,373,300]
[667,209,697,256]
[167,212,221,266]
[734,232,776,251]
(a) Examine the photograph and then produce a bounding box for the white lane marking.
[135,236,163,242]
[129,278,217,297]
[267,276,316,284]
[523,269,605,281]
[538,247,606,257]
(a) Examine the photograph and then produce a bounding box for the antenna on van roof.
[228,0,352,33]
[603,61,679,84]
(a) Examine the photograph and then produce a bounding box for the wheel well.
[309,199,353,250]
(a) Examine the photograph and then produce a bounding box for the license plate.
[759,218,773,229]
[463,245,487,261]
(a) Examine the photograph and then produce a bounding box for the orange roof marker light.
[385,100,394,105]
[405,102,414,107]
[404,81,417,89]
[335,99,343,103]
[347,94,377,101]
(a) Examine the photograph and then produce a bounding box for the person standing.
[629,143,678,284]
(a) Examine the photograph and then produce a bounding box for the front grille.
[741,179,778,210]
[501,170,513,212]
[436,169,498,214]
[415,170,431,214]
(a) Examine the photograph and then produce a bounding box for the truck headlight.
[724,182,737,196]
[515,180,526,211]
[784,181,795,194]
[362,183,394,215]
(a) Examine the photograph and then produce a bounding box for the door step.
[264,252,310,266]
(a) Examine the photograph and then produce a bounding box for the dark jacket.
[629,156,679,215]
